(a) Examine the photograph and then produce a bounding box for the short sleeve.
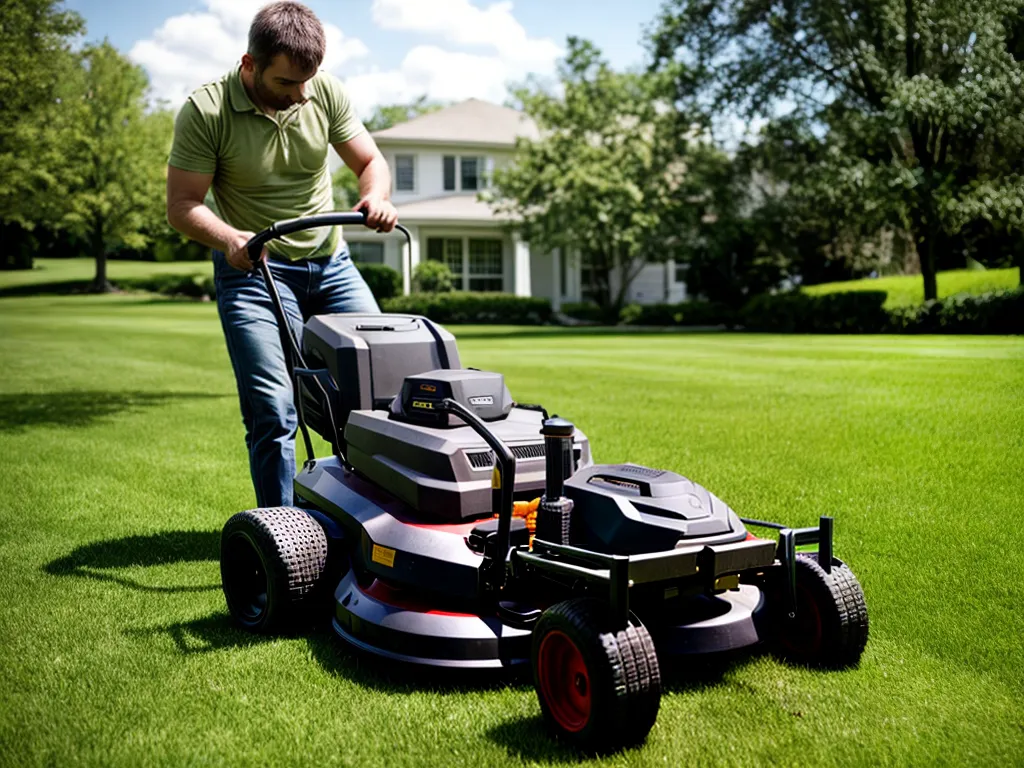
[322,73,366,145]
[168,101,217,174]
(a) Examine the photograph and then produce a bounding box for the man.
[166,1,397,508]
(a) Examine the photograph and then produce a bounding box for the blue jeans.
[212,246,380,507]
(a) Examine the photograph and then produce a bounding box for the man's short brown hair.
[248,1,326,72]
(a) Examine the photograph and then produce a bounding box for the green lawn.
[1,294,1022,767]
[803,267,1020,308]
[0,257,209,293]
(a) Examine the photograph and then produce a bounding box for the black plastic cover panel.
[345,407,592,521]
[300,313,460,441]
[565,464,741,554]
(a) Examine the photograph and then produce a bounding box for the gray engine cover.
[300,313,460,441]
[565,464,742,554]
[345,407,592,521]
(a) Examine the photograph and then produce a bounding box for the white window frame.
[425,232,506,292]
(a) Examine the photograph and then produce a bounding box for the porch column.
[402,224,420,296]
[513,234,531,297]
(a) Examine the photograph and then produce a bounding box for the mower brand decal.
[419,383,437,393]
[491,467,501,490]
[469,396,494,406]
[411,400,434,410]
[371,544,396,568]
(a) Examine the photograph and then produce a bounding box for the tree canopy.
[649,0,1024,298]
[490,38,700,315]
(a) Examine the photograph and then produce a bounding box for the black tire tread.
[532,598,661,753]
[221,506,328,632]
[786,553,869,668]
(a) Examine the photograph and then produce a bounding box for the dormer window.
[395,155,415,192]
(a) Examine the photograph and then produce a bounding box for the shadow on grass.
[485,717,594,764]
[43,530,221,594]
[0,391,228,432]
[484,652,759,763]
[0,280,96,297]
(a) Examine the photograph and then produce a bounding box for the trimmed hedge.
[355,263,401,301]
[382,292,552,324]
[116,273,214,299]
[739,291,890,333]
[619,301,737,327]
[887,289,1023,334]
[738,288,1022,334]
[559,301,613,324]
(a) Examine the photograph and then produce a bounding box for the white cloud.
[370,0,561,69]
[344,46,512,116]
[130,0,368,107]
[343,0,561,118]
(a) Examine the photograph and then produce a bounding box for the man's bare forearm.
[357,153,392,200]
[167,200,241,252]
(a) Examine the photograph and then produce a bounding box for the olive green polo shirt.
[169,67,364,260]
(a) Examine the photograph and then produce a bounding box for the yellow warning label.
[371,544,396,568]
[411,400,434,410]
[491,467,501,490]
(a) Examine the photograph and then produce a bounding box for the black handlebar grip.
[244,211,372,262]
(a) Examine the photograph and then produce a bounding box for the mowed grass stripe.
[0,294,1022,767]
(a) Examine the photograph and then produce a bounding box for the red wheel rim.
[537,630,591,733]
[780,584,823,655]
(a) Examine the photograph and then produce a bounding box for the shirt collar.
[227,65,257,113]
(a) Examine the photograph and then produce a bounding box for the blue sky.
[65,0,665,116]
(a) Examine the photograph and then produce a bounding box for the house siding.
[363,103,686,305]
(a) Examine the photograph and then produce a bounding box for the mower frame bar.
[518,535,779,629]
[744,515,835,615]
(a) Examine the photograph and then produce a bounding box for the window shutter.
[395,155,415,192]
[443,156,456,191]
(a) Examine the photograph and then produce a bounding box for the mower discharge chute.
[219,214,869,753]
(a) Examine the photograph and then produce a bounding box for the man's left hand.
[354,195,398,233]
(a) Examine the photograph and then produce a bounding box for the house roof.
[396,194,513,224]
[371,99,539,147]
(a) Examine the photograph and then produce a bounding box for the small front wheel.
[775,553,869,669]
[532,599,661,753]
[220,506,328,633]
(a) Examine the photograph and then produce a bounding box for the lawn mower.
[219,213,869,753]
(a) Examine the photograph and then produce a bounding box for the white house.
[344,99,687,308]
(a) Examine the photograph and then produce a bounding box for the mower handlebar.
[245,212,413,262]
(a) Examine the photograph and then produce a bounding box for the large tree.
[649,0,1024,299]
[490,38,693,317]
[0,0,84,266]
[56,42,171,291]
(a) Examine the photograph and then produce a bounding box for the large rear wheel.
[532,598,661,753]
[220,506,328,633]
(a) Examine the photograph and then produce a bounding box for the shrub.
[413,261,454,293]
[382,292,552,324]
[887,289,1023,334]
[355,263,401,301]
[619,301,737,327]
[739,291,889,333]
[559,302,613,323]
[116,274,213,299]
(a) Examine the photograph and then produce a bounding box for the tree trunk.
[89,217,114,293]
[912,194,939,302]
